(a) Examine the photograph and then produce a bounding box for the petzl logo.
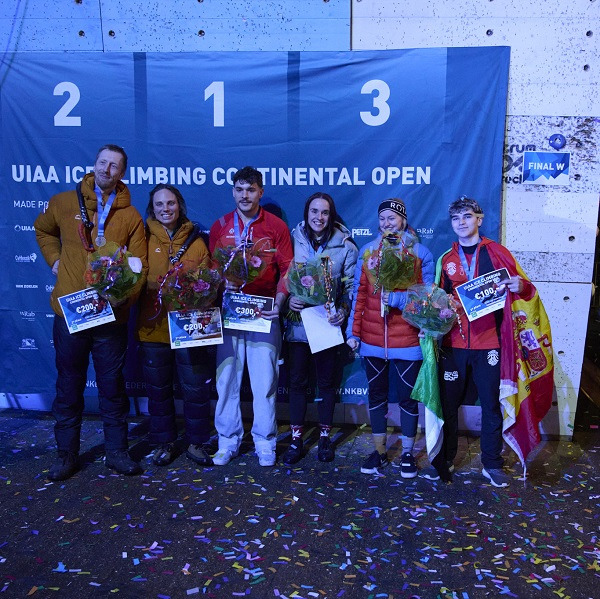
[352,228,372,237]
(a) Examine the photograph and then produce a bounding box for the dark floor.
[0,401,599,599]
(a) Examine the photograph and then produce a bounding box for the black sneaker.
[48,451,79,481]
[420,463,455,481]
[152,443,176,466]
[186,444,213,466]
[105,450,142,475]
[282,439,303,465]
[399,452,418,479]
[360,450,389,474]
[317,436,334,462]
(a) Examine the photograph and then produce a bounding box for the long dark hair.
[146,183,188,231]
[303,192,338,247]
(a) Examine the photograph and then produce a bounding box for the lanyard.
[94,186,116,245]
[458,244,478,281]
[233,211,259,246]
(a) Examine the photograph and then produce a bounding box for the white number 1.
[360,79,390,127]
[204,81,224,127]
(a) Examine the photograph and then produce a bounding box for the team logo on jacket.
[446,262,457,276]
[155,248,161,252]
[444,370,459,381]
[487,350,499,366]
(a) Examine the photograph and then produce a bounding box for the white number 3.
[53,82,81,127]
[360,79,390,127]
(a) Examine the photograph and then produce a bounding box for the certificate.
[58,288,115,333]
[167,307,223,348]
[455,268,510,322]
[300,305,344,354]
[222,292,273,333]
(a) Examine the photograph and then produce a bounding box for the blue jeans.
[140,342,212,445]
[52,315,130,453]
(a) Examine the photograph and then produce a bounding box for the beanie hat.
[378,199,407,219]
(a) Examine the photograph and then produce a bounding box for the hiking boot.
[48,451,79,481]
[152,443,176,466]
[186,444,213,466]
[360,450,389,474]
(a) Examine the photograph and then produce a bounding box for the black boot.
[317,436,335,462]
[48,451,79,481]
[282,439,304,465]
[105,450,142,475]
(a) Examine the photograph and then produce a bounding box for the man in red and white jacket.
[209,166,293,467]
[426,196,534,488]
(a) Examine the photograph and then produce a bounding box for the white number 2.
[204,81,224,127]
[53,82,81,127]
[360,79,390,127]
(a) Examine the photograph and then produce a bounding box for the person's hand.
[327,307,346,327]
[52,260,60,275]
[499,276,523,294]
[418,329,426,339]
[347,337,359,350]
[381,291,390,306]
[259,304,281,321]
[289,296,305,312]
[224,279,240,293]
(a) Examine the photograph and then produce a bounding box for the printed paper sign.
[222,292,273,333]
[167,307,223,348]
[455,268,510,322]
[522,151,570,186]
[58,288,115,333]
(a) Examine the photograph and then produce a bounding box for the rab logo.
[444,370,459,381]
[487,350,499,366]
[446,262,457,276]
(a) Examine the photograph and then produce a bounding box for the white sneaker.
[257,448,276,467]
[212,448,238,466]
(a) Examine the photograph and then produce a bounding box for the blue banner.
[0,48,510,406]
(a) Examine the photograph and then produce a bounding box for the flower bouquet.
[212,237,276,287]
[84,241,143,303]
[284,256,336,307]
[402,283,459,338]
[156,261,221,312]
[364,231,420,293]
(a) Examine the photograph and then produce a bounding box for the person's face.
[307,197,331,236]
[153,189,180,231]
[233,179,263,218]
[451,210,482,241]
[378,209,406,234]
[94,149,125,192]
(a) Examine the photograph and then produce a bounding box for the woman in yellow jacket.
[137,184,213,467]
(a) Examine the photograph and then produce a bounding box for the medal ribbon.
[94,187,117,245]
[458,244,478,281]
